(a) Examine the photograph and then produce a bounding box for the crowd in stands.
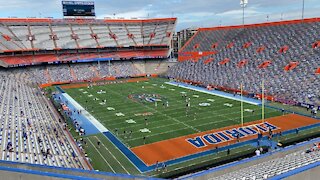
[0,72,87,169]
[168,20,320,106]
[3,60,172,85]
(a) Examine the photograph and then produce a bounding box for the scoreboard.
[62,1,95,17]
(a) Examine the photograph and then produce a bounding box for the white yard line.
[126,127,190,142]
[159,109,201,132]
[113,105,265,130]
[125,109,279,141]
[87,138,115,173]
[94,136,129,174]
[109,86,201,133]
[62,93,108,132]
[97,135,142,173]
[165,82,261,105]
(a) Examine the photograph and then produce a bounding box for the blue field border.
[264,104,320,120]
[103,131,261,172]
[54,93,101,135]
[102,114,320,173]
[181,136,320,180]
[280,123,320,136]
[166,81,262,105]
[0,159,160,179]
[1,136,319,180]
[103,124,319,173]
[56,86,65,93]
[56,82,320,175]
[0,165,99,180]
[102,131,149,172]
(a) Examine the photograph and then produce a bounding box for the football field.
[60,78,316,176]
[64,78,282,148]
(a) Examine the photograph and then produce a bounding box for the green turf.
[81,132,257,177]
[83,133,140,174]
[146,144,257,178]
[60,78,289,176]
[274,126,320,146]
[268,101,320,118]
[64,78,283,148]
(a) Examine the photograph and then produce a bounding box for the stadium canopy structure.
[0,17,176,67]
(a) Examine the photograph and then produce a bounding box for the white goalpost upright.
[240,0,248,27]
[241,83,244,127]
[262,79,265,123]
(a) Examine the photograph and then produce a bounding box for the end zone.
[132,114,320,166]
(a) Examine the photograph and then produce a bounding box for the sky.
[0,0,320,30]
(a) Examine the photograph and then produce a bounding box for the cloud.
[97,8,151,19]
[0,0,319,30]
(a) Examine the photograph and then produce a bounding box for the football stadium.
[0,0,319,179]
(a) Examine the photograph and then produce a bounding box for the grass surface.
[268,102,320,118]
[275,126,320,146]
[62,78,284,176]
[64,78,282,148]
[82,132,257,177]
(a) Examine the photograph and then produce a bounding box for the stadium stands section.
[4,60,174,85]
[168,18,320,108]
[0,18,176,66]
[180,137,320,180]
[0,17,176,177]
[0,72,89,169]
[214,147,320,180]
[1,13,318,179]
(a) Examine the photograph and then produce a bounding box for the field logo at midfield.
[186,122,278,148]
[128,93,167,103]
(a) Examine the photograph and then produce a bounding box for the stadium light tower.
[302,0,305,20]
[240,0,248,27]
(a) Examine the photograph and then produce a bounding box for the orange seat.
[219,58,230,65]
[237,59,248,68]
[284,62,299,71]
[204,58,214,64]
[258,61,272,69]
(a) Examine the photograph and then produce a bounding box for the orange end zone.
[131,114,319,166]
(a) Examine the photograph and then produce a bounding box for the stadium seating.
[0,18,176,51]
[169,18,320,106]
[0,72,86,169]
[214,147,320,180]
[0,49,169,66]
[0,18,175,67]
[5,60,173,85]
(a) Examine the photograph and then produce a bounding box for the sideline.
[57,93,107,135]
[165,81,261,105]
